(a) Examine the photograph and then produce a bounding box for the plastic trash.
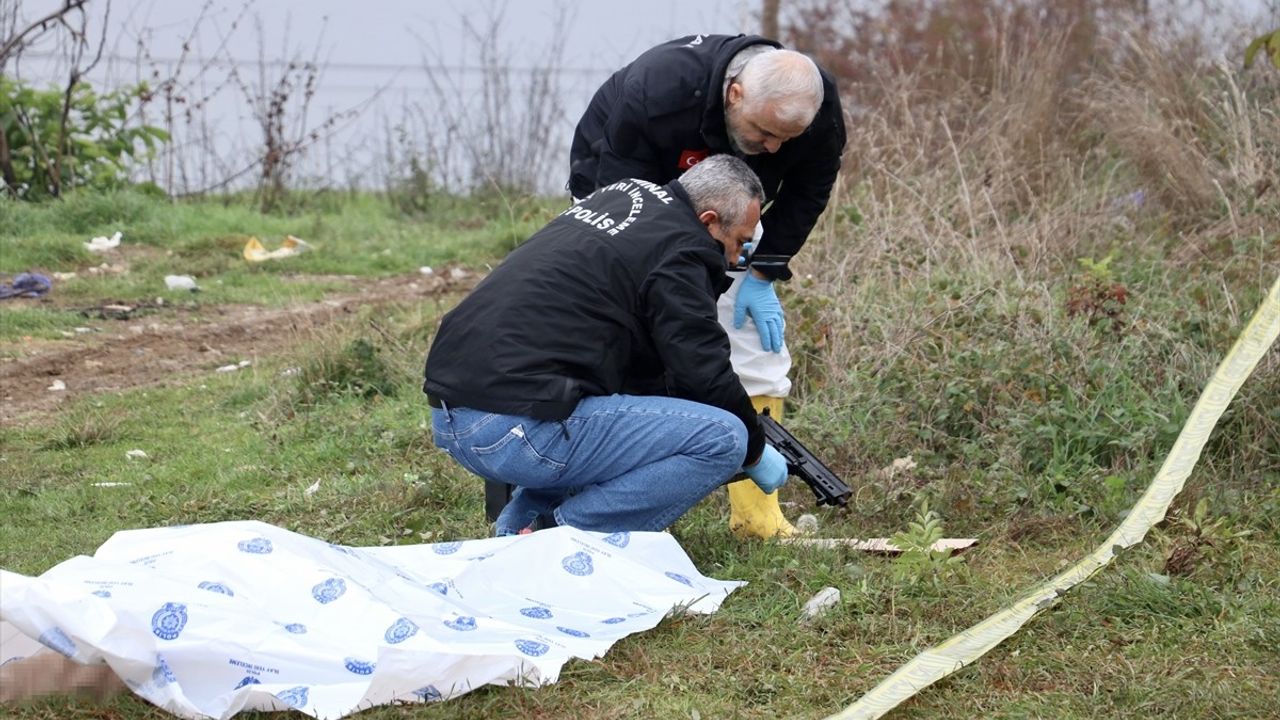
[125,449,148,460]
[85,231,122,252]
[164,275,199,292]
[419,266,434,276]
[46,379,66,392]
[800,586,841,623]
[243,235,311,262]
[0,273,52,299]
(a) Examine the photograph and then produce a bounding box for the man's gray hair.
[680,155,765,229]
[738,49,823,127]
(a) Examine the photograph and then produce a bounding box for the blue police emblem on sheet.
[283,623,307,634]
[556,626,589,638]
[520,606,553,619]
[412,684,443,701]
[198,581,234,596]
[443,615,477,631]
[561,551,594,576]
[153,655,177,686]
[151,602,188,640]
[432,541,462,555]
[602,531,631,548]
[601,616,625,624]
[344,657,376,675]
[235,675,261,689]
[514,639,549,657]
[311,578,347,604]
[237,537,273,554]
[384,617,419,644]
[38,627,76,657]
[664,571,693,586]
[276,686,309,709]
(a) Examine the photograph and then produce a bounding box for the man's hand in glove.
[733,271,785,353]
[743,445,789,494]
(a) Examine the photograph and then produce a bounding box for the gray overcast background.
[10,0,757,194]
[8,0,1274,194]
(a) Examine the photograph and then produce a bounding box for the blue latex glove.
[743,445,789,494]
[733,273,785,353]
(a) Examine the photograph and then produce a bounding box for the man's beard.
[727,127,766,156]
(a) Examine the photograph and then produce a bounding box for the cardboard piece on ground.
[782,538,978,553]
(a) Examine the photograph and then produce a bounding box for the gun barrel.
[759,413,852,508]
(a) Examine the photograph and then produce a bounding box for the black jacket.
[568,34,846,281]
[424,179,764,462]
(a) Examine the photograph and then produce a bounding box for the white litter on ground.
[85,232,122,253]
[164,275,199,292]
[0,521,743,720]
[799,586,841,623]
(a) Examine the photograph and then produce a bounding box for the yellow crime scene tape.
[827,276,1280,720]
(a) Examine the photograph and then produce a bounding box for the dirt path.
[0,271,477,425]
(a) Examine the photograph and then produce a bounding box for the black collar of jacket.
[666,178,736,296]
[698,35,782,151]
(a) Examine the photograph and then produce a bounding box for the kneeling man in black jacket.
[424,156,788,534]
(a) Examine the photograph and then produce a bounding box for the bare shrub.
[122,2,375,202]
[228,14,358,212]
[405,1,570,195]
[130,0,253,196]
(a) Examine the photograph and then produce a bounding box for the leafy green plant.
[295,337,402,406]
[0,78,168,199]
[1160,498,1253,576]
[1066,253,1129,332]
[891,500,965,584]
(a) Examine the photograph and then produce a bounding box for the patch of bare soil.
[0,271,478,425]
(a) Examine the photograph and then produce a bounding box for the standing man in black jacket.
[425,156,789,535]
[568,34,846,538]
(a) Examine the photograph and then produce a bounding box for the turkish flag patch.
[677,149,709,170]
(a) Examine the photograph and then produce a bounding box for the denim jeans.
[431,395,748,534]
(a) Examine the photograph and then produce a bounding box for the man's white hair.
[737,49,823,127]
[680,155,764,230]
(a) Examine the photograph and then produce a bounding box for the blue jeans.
[431,395,748,534]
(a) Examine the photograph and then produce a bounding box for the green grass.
[1,185,1278,719]
[0,190,556,337]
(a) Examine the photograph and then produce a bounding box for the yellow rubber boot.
[728,396,797,539]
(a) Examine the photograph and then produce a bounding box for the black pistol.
[759,408,852,508]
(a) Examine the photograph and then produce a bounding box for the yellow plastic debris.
[243,235,311,262]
